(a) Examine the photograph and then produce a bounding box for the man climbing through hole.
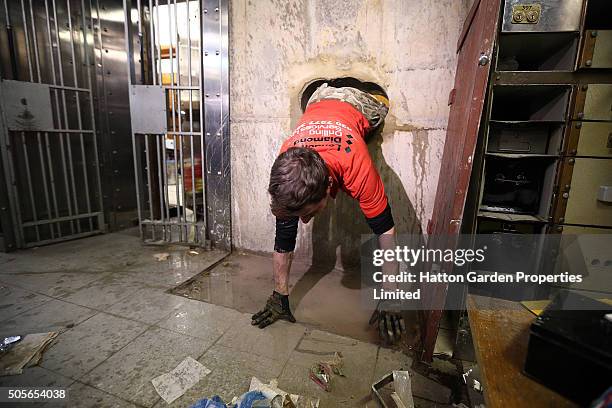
[251,81,406,344]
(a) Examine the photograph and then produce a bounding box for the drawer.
[565,121,612,158]
[551,229,612,295]
[557,225,612,234]
[501,0,582,33]
[561,158,612,227]
[579,30,612,69]
[573,84,612,121]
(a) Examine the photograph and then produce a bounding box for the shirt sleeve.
[343,153,388,217]
[274,216,299,253]
[365,203,395,235]
[343,152,394,234]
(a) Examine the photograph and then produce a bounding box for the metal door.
[420,0,502,361]
[123,0,230,249]
[0,0,104,249]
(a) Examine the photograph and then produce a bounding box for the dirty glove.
[369,300,406,345]
[251,291,296,329]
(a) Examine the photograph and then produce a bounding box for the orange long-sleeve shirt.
[279,99,388,218]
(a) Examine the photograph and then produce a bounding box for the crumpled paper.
[248,377,319,408]
[0,332,58,376]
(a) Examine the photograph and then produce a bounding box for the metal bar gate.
[123,0,230,249]
[0,0,104,249]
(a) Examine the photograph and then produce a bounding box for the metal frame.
[123,0,230,249]
[0,0,104,249]
[202,0,231,250]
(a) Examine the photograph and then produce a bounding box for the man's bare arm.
[273,251,293,295]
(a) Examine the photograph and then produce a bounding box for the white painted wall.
[230,0,471,261]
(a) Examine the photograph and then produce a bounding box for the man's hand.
[251,291,296,328]
[369,301,406,345]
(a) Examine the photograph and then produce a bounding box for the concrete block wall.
[230,0,471,263]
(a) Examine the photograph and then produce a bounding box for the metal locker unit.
[422,0,612,362]
[0,0,105,250]
[123,0,230,250]
[559,158,612,227]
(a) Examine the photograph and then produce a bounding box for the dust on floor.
[0,230,455,407]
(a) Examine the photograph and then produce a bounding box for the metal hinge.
[448,88,456,106]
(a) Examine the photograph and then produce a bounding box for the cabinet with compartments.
[465,0,612,239]
[423,0,612,362]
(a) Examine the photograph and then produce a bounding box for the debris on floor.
[189,378,319,408]
[248,377,320,408]
[0,332,58,376]
[188,250,200,256]
[154,252,171,261]
[190,395,229,408]
[190,392,268,408]
[152,356,212,404]
[0,335,22,352]
[372,371,415,408]
[309,351,344,392]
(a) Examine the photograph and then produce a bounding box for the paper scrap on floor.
[152,356,211,404]
[0,332,58,376]
[249,377,320,408]
[154,252,171,261]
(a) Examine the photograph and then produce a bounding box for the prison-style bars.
[125,0,209,246]
[0,0,104,248]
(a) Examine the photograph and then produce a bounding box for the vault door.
[421,0,502,361]
[123,0,230,249]
[0,0,104,249]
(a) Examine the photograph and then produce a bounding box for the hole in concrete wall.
[299,77,388,112]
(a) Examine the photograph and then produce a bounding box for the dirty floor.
[171,251,381,343]
[0,230,453,407]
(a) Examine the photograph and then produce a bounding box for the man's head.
[268,147,330,223]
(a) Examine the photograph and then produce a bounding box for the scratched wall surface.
[230,0,471,260]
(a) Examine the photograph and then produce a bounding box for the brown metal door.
[420,0,502,362]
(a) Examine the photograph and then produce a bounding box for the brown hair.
[268,147,329,218]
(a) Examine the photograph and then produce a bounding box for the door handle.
[598,186,612,203]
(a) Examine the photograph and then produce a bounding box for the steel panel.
[575,122,612,158]
[580,30,612,69]
[202,0,231,250]
[502,0,583,32]
[94,0,140,231]
[0,80,54,131]
[563,158,612,227]
[129,85,167,134]
[578,84,612,121]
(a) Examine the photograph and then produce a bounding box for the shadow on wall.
[290,124,425,310]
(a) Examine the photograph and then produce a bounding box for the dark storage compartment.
[487,122,563,154]
[497,33,579,71]
[476,219,544,234]
[491,85,571,122]
[481,156,556,216]
[524,292,612,406]
[469,220,547,300]
[584,0,612,30]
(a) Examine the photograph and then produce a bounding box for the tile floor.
[0,230,451,407]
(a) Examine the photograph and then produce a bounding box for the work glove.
[251,291,296,329]
[369,300,406,345]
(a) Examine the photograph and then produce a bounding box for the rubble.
[309,351,344,392]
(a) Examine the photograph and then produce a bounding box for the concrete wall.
[230,0,471,263]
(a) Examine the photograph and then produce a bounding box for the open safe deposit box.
[421,0,612,362]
